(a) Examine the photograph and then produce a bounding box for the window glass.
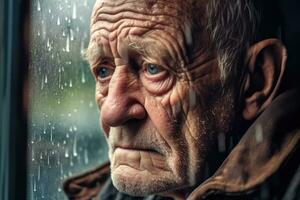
[28,0,108,199]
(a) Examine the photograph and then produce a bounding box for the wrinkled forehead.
[91,0,190,21]
[87,0,196,63]
[90,0,191,32]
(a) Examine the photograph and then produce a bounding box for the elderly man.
[64,0,300,199]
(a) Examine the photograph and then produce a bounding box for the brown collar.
[63,162,110,200]
[63,90,300,200]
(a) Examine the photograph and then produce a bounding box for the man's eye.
[97,66,111,78]
[146,64,163,75]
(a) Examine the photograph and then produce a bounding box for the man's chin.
[111,165,182,197]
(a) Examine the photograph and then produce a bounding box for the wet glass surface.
[28,0,108,199]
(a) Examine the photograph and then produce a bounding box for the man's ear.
[242,39,287,120]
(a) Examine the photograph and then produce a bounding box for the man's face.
[88,0,235,196]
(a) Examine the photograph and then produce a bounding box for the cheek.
[143,83,191,150]
[95,84,110,135]
[144,95,174,137]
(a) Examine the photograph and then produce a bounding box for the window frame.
[0,0,30,199]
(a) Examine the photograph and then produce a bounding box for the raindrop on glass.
[72,3,77,19]
[70,29,74,41]
[81,71,86,83]
[57,17,61,26]
[37,0,41,11]
[66,35,70,52]
[37,166,41,181]
[65,148,69,158]
[33,178,37,192]
[84,149,89,164]
[73,134,78,157]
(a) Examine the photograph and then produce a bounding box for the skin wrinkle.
[90,24,185,65]
[90,0,237,198]
[143,97,173,151]
[140,38,179,73]
[88,21,191,76]
[90,1,191,62]
[92,0,188,24]
[146,30,188,66]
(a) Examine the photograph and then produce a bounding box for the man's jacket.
[63,90,300,200]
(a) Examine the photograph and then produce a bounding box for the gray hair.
[205,0,260,80]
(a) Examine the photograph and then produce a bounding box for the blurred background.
[28,0,108,199]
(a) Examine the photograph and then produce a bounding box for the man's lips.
[114,145,160,154]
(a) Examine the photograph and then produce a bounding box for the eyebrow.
[131,39,174,60]
[83,42,105,65]
[84,39,175,70]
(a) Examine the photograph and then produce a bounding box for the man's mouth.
[115,146,159,153]
[114,145,161,155]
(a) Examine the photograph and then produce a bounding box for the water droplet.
[41,79,44,90]
[38,166,41,181]
[50,129,53,142]
[80,40,85,55]
[69,79,73,87]
[57,17,61,26]
[37,0,41,11]
[84,149,89,164]
[44,75,48,84]
[33,178,37,192]
[66,35,70,52]
[73,134,78,157]
[70,29,74,41]
[32,148,35,161]
[72,3,77,19]
[81,71,86,83]
[46,38,50,47]
[65,149,69,158]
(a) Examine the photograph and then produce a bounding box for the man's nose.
[100,66,146,127]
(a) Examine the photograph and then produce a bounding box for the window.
[28,0,108,199]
